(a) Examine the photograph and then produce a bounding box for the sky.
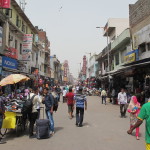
[16,0,137,78]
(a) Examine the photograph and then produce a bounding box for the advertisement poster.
[5,47,18,59]
[22,34,33,61]
[0,0,10,8]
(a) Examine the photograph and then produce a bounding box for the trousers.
[76,107,84,125]
[120,104,127,117]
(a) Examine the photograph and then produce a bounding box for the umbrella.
[0,74,30,86]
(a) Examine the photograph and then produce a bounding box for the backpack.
[52,95,58,112]
[22,95,36,114]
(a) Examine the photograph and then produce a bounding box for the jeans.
[46,110,54,132]
[120,104,127,117]
[102,96,106,104]
[28,112,38,136]
[76,107,84,125]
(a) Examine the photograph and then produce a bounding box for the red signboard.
[0,0,10,8]
[5,47,18,59]
[82,55,87,75]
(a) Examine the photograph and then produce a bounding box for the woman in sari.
[127,96,141,140]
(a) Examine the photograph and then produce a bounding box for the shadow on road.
[55,127,64,133]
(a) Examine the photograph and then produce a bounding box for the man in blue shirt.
[43,87,55,135]
[74,87,87,127]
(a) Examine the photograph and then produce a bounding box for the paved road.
[1,96,145,150]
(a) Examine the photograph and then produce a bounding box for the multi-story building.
[0,0,39,78]
[96,18,130,89]
[50,55,62,85]
[88,54,98,78]
[36,28,51,78]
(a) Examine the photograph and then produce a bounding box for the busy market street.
[1,96,145,150]
[0,0,150,149]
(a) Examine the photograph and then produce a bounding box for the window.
[22,21,25,32]
[16,15,21,27]
[147,43,150,51]
[139,43,146,53]
[26,26,28,34]
[15,40,18,49]
[115,53,119,66]
[20,44,22,54]
[5,9,12,18]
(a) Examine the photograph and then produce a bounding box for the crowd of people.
[0,84,150,150]
[0,85,88,144]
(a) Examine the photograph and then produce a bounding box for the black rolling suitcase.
[36,107,50,139]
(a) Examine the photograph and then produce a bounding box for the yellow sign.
[124,53,136,63]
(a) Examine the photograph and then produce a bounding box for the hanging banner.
[0,0,10,8]
[22,34,33,61]
[82,55,87,75]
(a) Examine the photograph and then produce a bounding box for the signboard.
[125,53,136,63]
[124,49,139,64]
[22,34,33,61]
[2,56,18,70]
[0,0,10,8]
[82,55,87,75]
[63,60,68,78]
[0,27,2,51]
[5,47,18,59]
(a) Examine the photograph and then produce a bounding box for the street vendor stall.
[0,74,30,137]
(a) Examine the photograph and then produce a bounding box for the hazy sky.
[17,0,137,78]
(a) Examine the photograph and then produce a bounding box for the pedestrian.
[74,87,87,127]
[127,98,150,150]
[0,91,6,144]
[28,87,42,138]
[118,88,128,118]
[111,88,116,104]
[66,87,75,119]
[56,86,61,102]
[43,87,55,135]
[101,89,107,105]
[62,87,67,103]
[127,96,141,140]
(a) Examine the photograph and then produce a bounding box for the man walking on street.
[127,98,150,150]
[43,87,55,135]
[101,89,107,105]
[118,88,128,118]
[66,87,75,119]
[28,87,42,138]
[75,87,87,127]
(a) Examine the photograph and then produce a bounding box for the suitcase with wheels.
[36,107,50,139]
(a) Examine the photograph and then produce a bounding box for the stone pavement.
[1,96,145,150]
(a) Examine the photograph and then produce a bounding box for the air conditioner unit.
[9,35,13,41]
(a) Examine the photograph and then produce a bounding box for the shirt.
[137,101,150,144]
[43,94,54,111]
[74,94,86,108]
[29,93,42,113]
[118,92,127,104]
[66,92,74,105]
[63,90,67,97]
[101,90,107,96]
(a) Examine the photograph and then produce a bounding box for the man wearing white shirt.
[118,88,127,118]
